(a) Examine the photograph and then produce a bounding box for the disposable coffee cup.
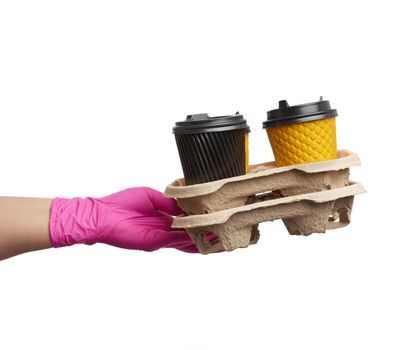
[263,97,338,167]
[173,113,250,185]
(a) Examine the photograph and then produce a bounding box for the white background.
[0,1,405,349]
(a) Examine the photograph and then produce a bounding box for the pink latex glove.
[49,187,198,253]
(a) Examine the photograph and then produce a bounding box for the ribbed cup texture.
[266,117,337,167]
[175,129,247,185]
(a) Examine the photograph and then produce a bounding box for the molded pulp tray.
[165,150,365,254]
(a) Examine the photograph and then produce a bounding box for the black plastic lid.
[263,97,338,129]
[173,112,250,135]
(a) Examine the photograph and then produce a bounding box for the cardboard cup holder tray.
[165,150,366,254]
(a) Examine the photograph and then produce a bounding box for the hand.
[49,187,198,253]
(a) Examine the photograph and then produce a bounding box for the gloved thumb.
[148,188,184,216]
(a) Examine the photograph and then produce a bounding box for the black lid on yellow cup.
[263,97,338,129]
[173,112,250,134]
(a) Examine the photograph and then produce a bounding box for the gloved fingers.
[98,187,185,217]
[145,229,193,251]
[147,188,185,217]
[175,244,200,254]
[170,232,221,254]
[174,239,225,254]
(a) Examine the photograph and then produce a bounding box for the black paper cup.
[173,113,250,185]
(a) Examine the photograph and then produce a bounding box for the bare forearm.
[0,197,53,261]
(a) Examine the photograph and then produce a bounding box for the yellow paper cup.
[263,98,338,167]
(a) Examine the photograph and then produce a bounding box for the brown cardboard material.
[165,150,358,214]
[165,150,365,254]
[172,183,365,253]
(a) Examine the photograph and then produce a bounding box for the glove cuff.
[49,197,104,247]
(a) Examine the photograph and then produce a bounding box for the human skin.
[0,187,198,261]
[0,197,53,260]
